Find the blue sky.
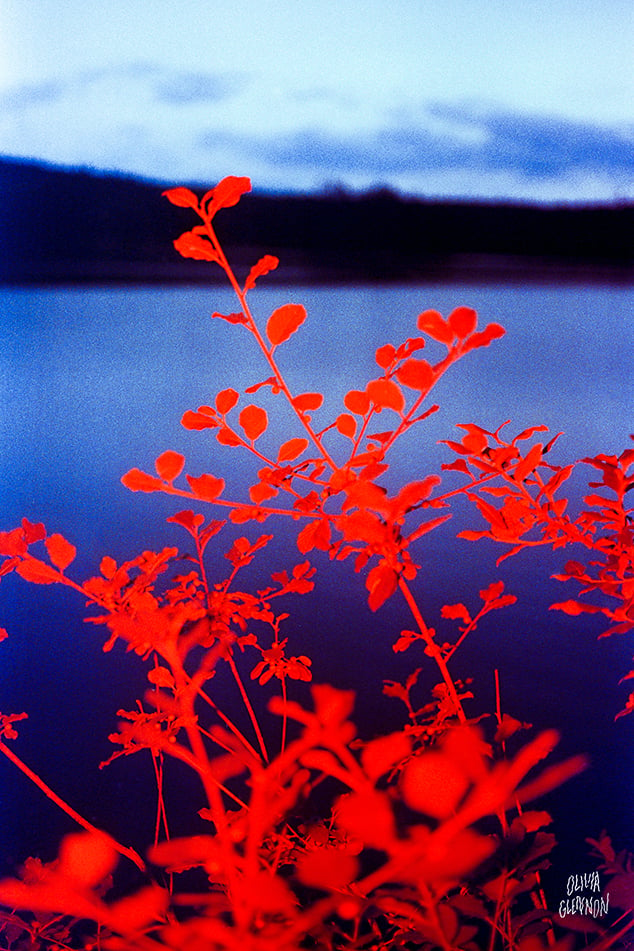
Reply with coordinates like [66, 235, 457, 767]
[0, 0, 632, 201]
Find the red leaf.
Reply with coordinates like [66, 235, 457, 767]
[100, 556, 117, 579]
[0, 528, 27, 558]
[406, 512, 451, 541]
[297, 521, 317, 554]
[396, 357, 435, 392]
[513, 810, 552, 833]
[561, 560, 587, 578]
[344, 390, 371, 416]
[1, 560, 19, 578]
[186, 473, 225, 501]
[244, 255, 279, 291]
[217, 426, 242, 447]
[515, 424, 549, 442]
[166, 510, 205, 532]
[108, 884, 169, 936]
[22, 519, 46, 544]
[336, 413, 356, 439]
[460, 428, 489, 454]
[229, 506, 260, 523]
[208, 176, 251, 212]
[173, 232, 219, 262]
[362, 731, 411, 780]
[480, 580, 505, 602]
[296, 849, 359, 890]
[58, 832, 118, 887]
[401, 750, 469, 818]
[344, 480, 388, 513]
[441, 458, 471, 475]
[448, 306, 477, 339]
[249, 481, 278, 504]
[239, 404, 268, 442]
[297, 519, 332, 554]
[366, 378, 405, 413]
[162, 187, 199, 209]
[0, 528, 25, 571]
[550, 600, 601, 616]
[292, 392, 323, 413]
[181, 409, 217, 430]
[543, 464, 574, 500]
[462, 322, 505, 352]
[441, 603, 471, 624]
[245, 376, 277, 394]
[314, 519, 333, 551]
[155, 450, 185, 483]
[278, 438, 309, 463]
[148, 835, 217, 872]
[495, 713, 531, 743]
[225, 533, 272, 568]
[417, 309, 455, 345]
[513, 443, 543, 483]
[457, 529, 489, 541]
[341, 512, 385, 548]
[16, 558, 59, 584]
[366, 564, 398, 611]
[514, 753, 588, 807]
[583, 492, 616, 508]
[441, 439, 472, 456]
[394, 476, 440, 510]
[375, 344, 396, 368]
[266, 303, 307, 347]
[335, 790, 396, 850]
[215, 388, 239, 414]
[211, 311, 247, 325]
[367, 430, 392, 447]
[147, 666, 175, 688]
[45, 534, 76, 571]
[200, 521, 225, 547]
[121, 469, 163, 492]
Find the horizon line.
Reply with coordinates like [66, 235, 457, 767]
[2, 152, 632, 212]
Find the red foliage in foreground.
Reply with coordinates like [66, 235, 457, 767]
[0, 177, 632, 949]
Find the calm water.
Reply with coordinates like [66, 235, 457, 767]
[0, 283, 632, 888]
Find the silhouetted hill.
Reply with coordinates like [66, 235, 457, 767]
[1, 156, 632, 284]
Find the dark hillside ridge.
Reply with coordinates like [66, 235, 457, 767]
[1, 156, 632, 284]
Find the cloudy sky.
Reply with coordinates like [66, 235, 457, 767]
[0, 0, 632, 201]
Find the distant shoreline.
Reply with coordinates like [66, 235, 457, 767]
[2, 156, 632, 287]
[4, 254, 632, 288]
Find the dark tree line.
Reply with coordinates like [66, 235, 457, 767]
[1, 156, 632, 284]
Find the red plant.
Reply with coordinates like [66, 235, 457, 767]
[0, 176, 632, 950]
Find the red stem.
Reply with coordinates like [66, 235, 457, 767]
[225, 650, 269, 763]
[200, 209, 339, 472]
[398, 578, 466, 723]
[0, 739, 146, 872]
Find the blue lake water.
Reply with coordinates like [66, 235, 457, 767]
[0, 282, 632, 892]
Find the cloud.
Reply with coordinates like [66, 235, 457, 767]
[0, 79, 66, 111]
[427, 103, 634, 178]
[201, 103, 634, 190]
[153, 70, 247, 105]
[0, 64, 153, 114]
[239, 127, 470, 175]
[0, 63, 246, 114]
